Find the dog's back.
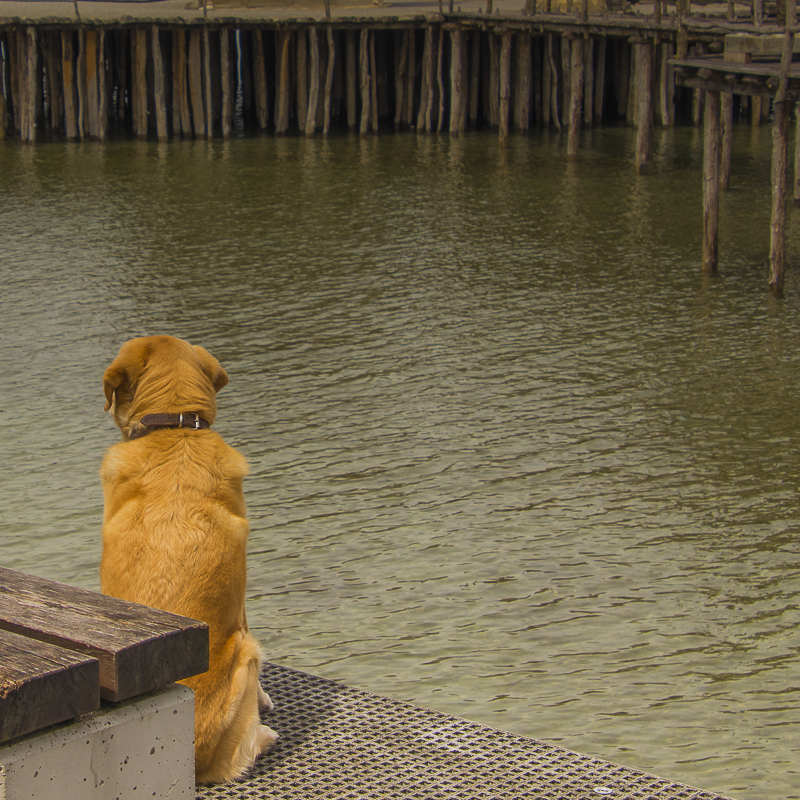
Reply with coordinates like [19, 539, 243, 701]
[100, 336, 277, 783]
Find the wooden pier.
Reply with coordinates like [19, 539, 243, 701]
[1, 0, 798, 288]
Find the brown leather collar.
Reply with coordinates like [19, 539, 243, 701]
[128, 412, 211, 440]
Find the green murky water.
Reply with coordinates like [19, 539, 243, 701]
[1, 126, 799, 799]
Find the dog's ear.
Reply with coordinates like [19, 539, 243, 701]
[194, 346, 229, 393]
[103, 340, 146, 412]
[103, 362, 124, 412]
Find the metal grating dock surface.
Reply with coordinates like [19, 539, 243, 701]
[196, 663, 735, 800]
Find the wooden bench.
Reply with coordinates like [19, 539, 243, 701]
[0, 566, 208, 798]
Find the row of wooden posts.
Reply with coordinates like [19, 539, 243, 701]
[0, 21, 724, 153]
[0, 20, 794, 292]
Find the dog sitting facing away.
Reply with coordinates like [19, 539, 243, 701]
[100, 335, 278, 784]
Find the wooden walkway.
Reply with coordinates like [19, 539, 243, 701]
[196, 662, 737, 800]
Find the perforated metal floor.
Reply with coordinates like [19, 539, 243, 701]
[196, 662, 735, 800]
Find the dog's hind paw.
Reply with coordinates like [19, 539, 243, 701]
[259, 724, 279, 753]
[258, 683, 274, 712]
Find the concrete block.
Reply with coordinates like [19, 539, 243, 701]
[0, 683, 195, 800]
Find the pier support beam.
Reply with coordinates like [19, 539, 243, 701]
[702, 90, 721, 274]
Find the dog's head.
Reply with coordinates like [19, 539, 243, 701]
[103, 335, 229, 438]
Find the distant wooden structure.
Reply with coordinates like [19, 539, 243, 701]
[671, 2, 800, 292]
[0, 0, 797, 290]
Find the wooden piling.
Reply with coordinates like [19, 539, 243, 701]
[275, 29, 291, 135]
[404, 27, 415, 127]
[450, 26, 467, 137]
[594, 37, 606, 122]
[306, 27, 319, 136]
[795, 100, 800, 203]
[132, 29, 147, 139]
[634, 40, 653, 174]
[583, 37, 593, 126]
[418, 25, 434, 132]
[770, 101, 790, 293]
[567, 34, 584, 159]
[220, 28, 233, 138]
[152, 26, 168, 142]
[658, 42, 674, 126]
[75, 28, 86, 138]
[0, 34, 6, 139]
[172, 30, 185, 135]
[702, 90, 721, 274]
[721, 91, 733, 189]
[24, 27, 37, 143]
[344, 29, 357, 131]
[359, 29, 370, 134]
[84, 29, 100, 139]
[323, 27, 335, 136]
[436, 26, 445, 133]
[252, 30, 269, 131]
[98, 30, 107, 140]
[488, 33, 500, 129]
[499, 31, 512, 146]
[189, 29, 205, 136]
[395, 29, 408, 130]
[515, 32, 532, 131]
[203, 27, 213, 139]
[542, 33, 552, 128]
[62, 31, 78, 140]
[469, 31, 480, 128]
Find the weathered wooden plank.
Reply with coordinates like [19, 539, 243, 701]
[0, 628, 100, 745]
[0, 568, 208, 703]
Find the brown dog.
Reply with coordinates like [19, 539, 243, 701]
[100, 335, 278, 784]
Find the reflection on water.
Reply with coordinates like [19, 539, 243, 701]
[1, 128, 799, 800]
